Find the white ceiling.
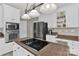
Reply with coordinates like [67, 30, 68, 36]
[6, 3, 71, 15]
[7, 3, 70, 10]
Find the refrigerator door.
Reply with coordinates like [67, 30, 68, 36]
[33, 22, 39, 38]
[38, 22, 44, 40]
[33, 22, 48, 40]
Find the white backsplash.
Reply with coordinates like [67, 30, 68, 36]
[51, 28, 79, 36]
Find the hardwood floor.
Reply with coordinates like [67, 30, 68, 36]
[1, 51, 77, 56]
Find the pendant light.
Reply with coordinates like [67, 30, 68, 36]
[21, 4, 31, 20]
[40, 3, 57, 14]
[28, 10, 40, 18]
[21, 14, 31, 20]
[21, 3, 44, 19]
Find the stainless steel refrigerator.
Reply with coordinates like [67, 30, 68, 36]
[33, 22, 48, 40]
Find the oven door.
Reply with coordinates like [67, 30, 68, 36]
[9, 33, 19, 42]
[5, 32, 19, 43]
[6, 25, 15, 30]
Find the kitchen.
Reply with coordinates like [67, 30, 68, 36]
[0, 3, 79, 56]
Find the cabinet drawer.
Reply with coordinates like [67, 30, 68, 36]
[13, 42, 34, 56]
[0, 42, 13, 55]
[19, 46, 34, 56]
[68, 41, 79, 49]
[0, 38, 5, 46]
[56, 40, 68, 46]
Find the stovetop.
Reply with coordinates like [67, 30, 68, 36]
[21, 38, 49, 51]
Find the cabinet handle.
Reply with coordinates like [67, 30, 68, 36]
[72, 48, 74, 49]
[13, 43, 15, 45]
[14, 50, 16, 51]
[17, 47, 20, 49]
[27, 55, 30, 56]
[12, 19, 15, 20]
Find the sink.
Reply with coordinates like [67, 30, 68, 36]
[21, 38, 49, 51]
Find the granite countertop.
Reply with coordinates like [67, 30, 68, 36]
[15, 37, 70, 56]
[47, 34, 79, 41]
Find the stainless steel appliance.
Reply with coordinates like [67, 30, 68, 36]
[33, 22, 48, 40]
[6, 22, 19, 30]
[5, 22, 19, 43]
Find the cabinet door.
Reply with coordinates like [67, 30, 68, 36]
[18, 46, 34, 56]
[66, 6, 74, 27]
[0, 42, 13, 56]
[3, 4, 20, 23]
[12, 7, 20, 23]
[20, 20, 27, 38]
[66, 6, 79, 27]
[0, 5, 2, 18]
[3, 4, 13, 19]
[0, 38, 5, 47]
[0, 18, 2, 27]
[13, 42, 34, 56]
[68, 41, 79, 55]
[0, 5, 3, 27]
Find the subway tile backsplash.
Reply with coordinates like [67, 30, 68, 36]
[50, 28, 79, 36]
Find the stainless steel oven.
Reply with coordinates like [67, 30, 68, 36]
[5, 22, 19, 43]
[5, 31, 19, 43]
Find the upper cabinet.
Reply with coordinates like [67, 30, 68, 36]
[0, 5, 3, 28]
[65, 6, 79, 27]
[0, 5, 2, 18]
[3, 4, 20, 23]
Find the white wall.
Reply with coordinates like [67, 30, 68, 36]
[20, 20, 27, 38]
[27, 17, 38, 38]
[38, 13, 57, 28]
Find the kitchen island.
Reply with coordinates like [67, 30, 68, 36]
[13, 37, 70, 56]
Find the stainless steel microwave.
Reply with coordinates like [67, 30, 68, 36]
[6, 22, 19, 30]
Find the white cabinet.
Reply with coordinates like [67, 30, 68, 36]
[46, 35, 79, 55]
[3, 4, 20, 23]
[0, 5, 3, 27]
[0, 39, 13, 56]
[66, 6, 79, 27]
[0, 5, 2, 18]
[20, 20, 27, 38]
[68, 41, 79, 55]
[0, 38, 5, 47]
[13, 42, 35, 56]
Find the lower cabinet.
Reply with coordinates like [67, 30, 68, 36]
[46, 35, 79, 55]
[13, 42, 35, 56]
[0, 39, 13, 56]
[68, 41, 79, 55]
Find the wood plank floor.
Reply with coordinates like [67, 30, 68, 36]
[1, 51, 76, 56]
